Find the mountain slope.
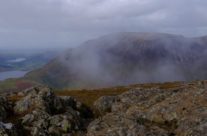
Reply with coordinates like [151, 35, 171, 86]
[25, 32, 207, 89]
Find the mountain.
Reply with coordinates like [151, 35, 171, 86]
[25, 32, 207, 89]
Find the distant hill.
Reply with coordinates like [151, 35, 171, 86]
[25, 32, 207, 89]
[0, 50, 58, 72]
[0, 65, 13, 72]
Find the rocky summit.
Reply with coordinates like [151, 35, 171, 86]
[0, 80, 207, 135]
[89, 80, 207, 136]
[0, 86, 93, 136]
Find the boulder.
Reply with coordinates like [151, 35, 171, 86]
[49, 109, 81, 133]
[14, 86, 65, 114]
[21, 108, 83, 136]
[93, 96, 117, 115]
[13, 86, 93, 135]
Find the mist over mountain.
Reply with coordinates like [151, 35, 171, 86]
[26, 32, 207, 89]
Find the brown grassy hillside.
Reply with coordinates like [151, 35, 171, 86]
[55, 81, 184, 107]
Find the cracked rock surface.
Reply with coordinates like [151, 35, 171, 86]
[0, 86, 93, 136]
[1, 81, 207, 136]
[88, 81, 207, 136]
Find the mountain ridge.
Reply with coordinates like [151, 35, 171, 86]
[25, 32, 207, 89]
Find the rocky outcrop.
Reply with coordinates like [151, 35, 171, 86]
[0, 122, 21, 136]
[1, 81, 207, 135]
[87, 81, 207, 136]
[0, 86, 93, 136]
[14, 86, 65, 114]
[18, 87, 93, 136]
[21, 108, 83, 136]
[93, 96, 117, 115]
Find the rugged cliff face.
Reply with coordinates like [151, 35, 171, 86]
[0, 80, 207, 136]
[26, 32, 207, 89]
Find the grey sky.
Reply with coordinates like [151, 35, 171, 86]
[0, 0, 207, 50]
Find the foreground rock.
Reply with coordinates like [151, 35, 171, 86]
[4, 86, 93, 136]
[93, 96, 117, 115]
[0, 122, 21, 136]
[14, 86, 65, 114]
[88, 81, 207, 136]
[1, 81, 207, 135]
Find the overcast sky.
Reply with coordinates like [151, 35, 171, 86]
[0, 0, 207, 50]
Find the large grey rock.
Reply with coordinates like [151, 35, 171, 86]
[87, 113, 170, 136]
[14, 86, 64, 114]
[14, 86, 93, 135]
[93, 96, 117, 115]
[14, 86, 93, 118]
[21, 108, 83, 136]
[87, 83, 207, 136]
[48, 108, 81, 134]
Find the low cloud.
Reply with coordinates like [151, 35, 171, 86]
[0, 0, 207, 50]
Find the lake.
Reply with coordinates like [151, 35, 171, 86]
[0, 71, 28, 81]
